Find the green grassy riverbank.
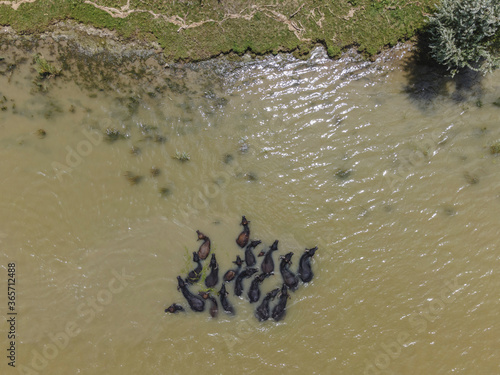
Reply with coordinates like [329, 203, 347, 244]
[1, 0, 439, 61]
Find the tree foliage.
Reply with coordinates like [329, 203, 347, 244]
[427, 0, 500, 76]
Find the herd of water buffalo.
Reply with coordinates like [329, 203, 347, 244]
[165, 216, 318, 321]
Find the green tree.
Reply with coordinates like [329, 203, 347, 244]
[427, 0, 500, 76]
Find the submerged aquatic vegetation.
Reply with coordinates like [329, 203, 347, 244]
[154, 134, 167, 143]
[140, 134, 167, 143]
[159, 187, 171, 197]
[0, 95, 8, 111]
[130, 146, 141, 155]
[246, 172, 258, 181]
[36, 129, 47, 138]
[489, 142, 500, 155]
[139, 124, 158, 134]
[150, 167, 160, 177]
[173, 151, 190, 162]
[34, 54, 61, 79]
[119, 96, 140, 116]
[239, 136, 249, 153]
[124, 171, 143, 185]
[138, 123, 167, 143]
[104, 128, 128, 142]
[464, 172, 479, 185]
[335, 168, 352, 180]
[223, 153, 234, 164]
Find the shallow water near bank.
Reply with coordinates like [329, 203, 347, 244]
[0, 42, 499, 375]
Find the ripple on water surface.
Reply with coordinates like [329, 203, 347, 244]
[0, 44, 499, 374]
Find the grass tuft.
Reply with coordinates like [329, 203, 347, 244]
[173, 151, 190, 162]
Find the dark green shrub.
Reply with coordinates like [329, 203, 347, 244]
[427, 0, 500, 76]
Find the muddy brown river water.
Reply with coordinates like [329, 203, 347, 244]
[0, 40, 499, 375]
